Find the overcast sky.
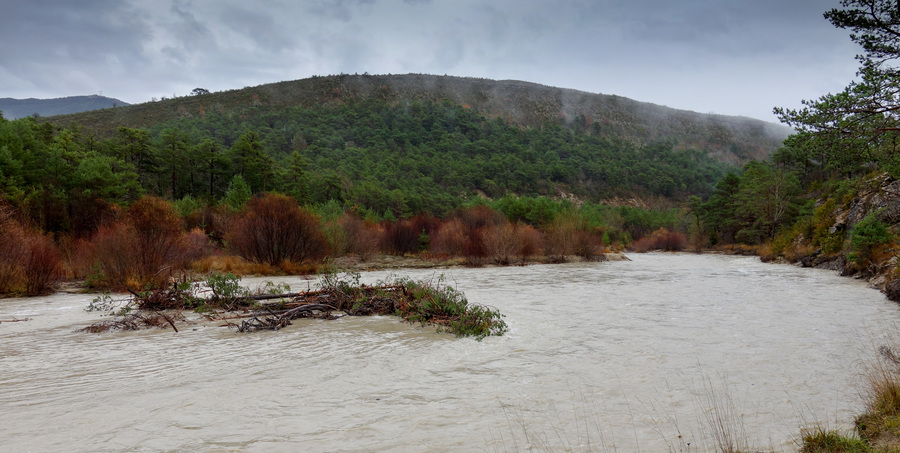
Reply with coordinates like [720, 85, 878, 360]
[0, 0, 862, 123]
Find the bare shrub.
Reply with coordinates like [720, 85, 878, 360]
[518, 224, 542, 261]
[178, 228, 218, 268]
[341, 215, 381, 262]
[543, 213, 603, 262]
[482, 222, 522, 265]
[630, 228, 687, 253]
[323, 218, 348, 256]
[128, 196, 185, 285]
[23, 233, 63, 296]
[543, 218, 577, 262]
[91, 223, 140, 289]
[60, 235, 95, 280]
[382, 219, 420, 255]
[0, 217, 27, 293]
[430, 219, 467, 256]
[337, 213, 363, 254]
[225, 193, 327, 266]
[463, 228, 486, 266]
[410, 213, 440, 250]
[657, 229, 687, 251]
[199, 205, 233, 244]
[335, 212, 385, 259]
[69, 197, 121, 239]
[573, 229, 605, 261]
[456, 205, 505, 231]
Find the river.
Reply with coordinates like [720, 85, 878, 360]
[1, 253, 898, 452]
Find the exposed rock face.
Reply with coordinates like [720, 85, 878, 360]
[832, 174, 900, 233]
[795, 174, 900, 301]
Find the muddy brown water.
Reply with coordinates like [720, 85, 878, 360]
[1, 253, 898, 452]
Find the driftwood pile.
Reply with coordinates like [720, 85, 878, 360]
[81, 273, 506, 338]
[82, 283, 410, 333]
[225, 285, 406, 332]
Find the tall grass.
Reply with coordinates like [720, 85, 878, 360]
[854, 344, 900, 451]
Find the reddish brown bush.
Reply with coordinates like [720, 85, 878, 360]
[338, 213, 364, 252]
[381, 219, 421, 255]
[518, 224, 543, 260]
[543, 225, 575, 262]
[225, 194, 327, 266]
[90, 223, 140, 288]
[0, 217, 27, 293]
[60, 235, 95, 280]
[128, 196, 184, 285]
[543, 214, 586, 262]
[0, 209, 64, 295]
[178, 228, 218, 268]
[456, 205, 505, 231]
[482, 222, 522, 265]
[430, 219, 467, 256]
[69, 197, 121, 239]
[23, 233, 63, 296]
[630, 228, 687, 253]
[199, 205, 233, 244]
[463, 228, 486, 266]
[410, 213, 440, 238]
[573, 229, 605, 261]
[338, 214, 381, 262]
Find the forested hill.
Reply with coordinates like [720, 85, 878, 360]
[0, 95, 129, 120]
[48, 74, 790, 164]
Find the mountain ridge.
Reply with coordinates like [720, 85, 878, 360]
[0, 95, 129, 120]
[43, 74, 791, 164]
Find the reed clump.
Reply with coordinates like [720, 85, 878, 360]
[852, 345, 900, 452]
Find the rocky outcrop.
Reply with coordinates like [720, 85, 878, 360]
[790, 173, 900, 301]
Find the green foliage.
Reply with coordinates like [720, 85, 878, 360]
[85, 292, 133, 314]
[800, 428, 870, 453]
[810, 199, 845, 254]
[490, 195, 566, 227]
[851, 211, 892, 262]
[0, 85, 742, 238]
[205, 272, 249, 304]
[395, 276, 507, 340]
[692, 163, 802, 245]
[317, 270, 506, 339]
[775, 1, 900, 181]
[222, 174, 251, 211]
[734, 161, 802, 243]
[173, 195, 200, 218]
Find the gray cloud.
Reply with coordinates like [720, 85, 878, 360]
[0, 0, 862, 121]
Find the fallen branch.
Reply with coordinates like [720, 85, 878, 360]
[0, 317, 32, 324]
[81, 312, 187, 333]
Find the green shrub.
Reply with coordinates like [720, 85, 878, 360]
[800, 428, 869, 452]
[851, 212, 892, 263]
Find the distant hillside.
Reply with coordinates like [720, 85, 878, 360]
[47, 74, 791, 164]
[0, 95, 129, 120]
